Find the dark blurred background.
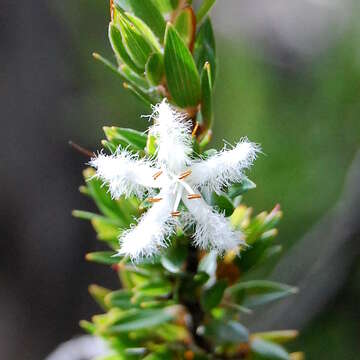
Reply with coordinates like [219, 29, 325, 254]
[1, 0, 360, 359]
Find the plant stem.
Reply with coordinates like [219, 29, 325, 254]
[179, 243, 213, 354]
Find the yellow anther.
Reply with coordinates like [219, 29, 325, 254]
[147, 197, 163, 203]
[192, 122, 199, 137]
[178, 169, 192, 180]
[187, 194, 201, 200]
[152, 171, 163, 180]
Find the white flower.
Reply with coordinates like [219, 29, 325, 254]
[90, 100, 259, 261]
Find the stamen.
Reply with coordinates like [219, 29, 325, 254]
[192, 122, 199, 137]
[153, 171, 163, 180]
[187, 194, 201, 200]
[147, 197, 163, 203]
[178, 169, 192, 180]
[171, 211, 181, 217]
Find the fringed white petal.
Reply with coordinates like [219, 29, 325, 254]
[150, 99, 193, 173]
[90, 149, 162, 199]
[118, 189, 176, 261]
[183, 195, 243, 253]
[189, 138, 260, 194]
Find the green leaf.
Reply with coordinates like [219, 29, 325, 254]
[92, 53, 154, 105]
[143, 350, 173, 360]
[121, 265, 153, 289]
[200, 62, 213, 129]
[86, 251, 120, 265]
[252, 330, 299, 345]
[203, 319, 249, 345]
[139, 300, 175, 309]
[79, 320, 96, 335]
[72, 210, 122, 226]
[134, 280, 172, 297]
[107, 308, 174, 333]
[245, 206, 283, 245]
[101, 139, 117, 154]
[91, 217, 121, 244]
[105, 289, 133, 309]
[103, 126, 147, 151]
[202, 148, 217, 158]
[92, 52, 134, 85]
[88, 284, 111, 311]
[196, 0, 216, 24]
[223, 302, 253, 315]
[117, 15, 153, 69]
[261, 206, 283, 233]
[92, 308, 124, 330]
[117, 196, 141, 223]
[201, 280, 227, 311]
[193, 271, 210, 285]
[160, 240, 188, 273]
[108, 23, 143, 74]
[82, 169, 126, 222]
[155, 323, 190, 343]
[237, 236, 277, 272]
[164, 23, 201, 107]
[82, 169, 140, 226]
[120, 64, 149, 89]
[227, 280, 298, 308]
[211, 192, 234, 217]
[146, 52, 165, 86]
[114, 0, 131, 12]
[251, 339, 290, 360]
[125, 12, 161, 53]
[146, 133, 157, 156]
[194, 18, 216, 86]
[152, 0, 177, 14]
[198, 129, 212, 149]
[174, 7, 196, 49]
[228, 178, 256, 199]
[128, 0, 166, 40]
[143, 355, 165, 360]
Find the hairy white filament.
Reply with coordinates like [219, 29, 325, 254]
[189, 139, 260, 194]
[183, 196, 243, 253]
[90, 150, 161, 199]
[118, 189, 176, 261]
[150, 100, 193, 173]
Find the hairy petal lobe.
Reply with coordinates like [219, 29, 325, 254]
[189, 139, 260, 194]
[90, 150, 162, 199]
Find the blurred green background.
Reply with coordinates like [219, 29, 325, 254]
[1, 0, 359, 359]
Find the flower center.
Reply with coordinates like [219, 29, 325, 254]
[151, 168, 202, 217]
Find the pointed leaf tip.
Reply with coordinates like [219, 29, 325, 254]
[194, 17, 216, 86]
[196, 0, 217, 24]
[200, 61, 213, 131]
